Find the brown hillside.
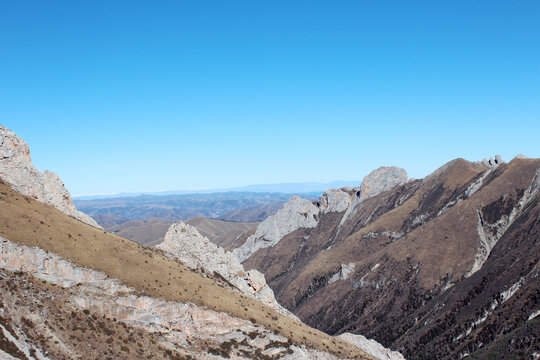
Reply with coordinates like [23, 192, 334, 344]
[242, 158, 540, 358]
[0, 179, 374, 359]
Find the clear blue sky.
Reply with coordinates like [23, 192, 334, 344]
[1, 1, 539, 195]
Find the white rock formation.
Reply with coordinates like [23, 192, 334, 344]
[466, 166, 540, 277]
[0, 236, 339, 359]
[2, 235, 402, 360]
[356, 166, 408, 200]
[0, 124, 100, 228]
[319, 188, 353, 214]
[327, 263, 356, 284]
[233, 196, 319, 262]
[233, 167, 408, 263]
[157, 222, 298, 319]
[339, 166, 408, 227]
[338, 333, 405, 360]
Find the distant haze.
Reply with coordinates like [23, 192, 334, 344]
[73, 181, 361, 200]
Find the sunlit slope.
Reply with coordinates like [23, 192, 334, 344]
[0, 179, 374, 360]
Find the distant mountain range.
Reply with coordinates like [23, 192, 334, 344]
[75, 191, 318, 224]
[73, 180, 362, 200]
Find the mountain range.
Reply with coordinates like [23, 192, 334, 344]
[1, 123, 538, 359]
[233, 155, 540, 359]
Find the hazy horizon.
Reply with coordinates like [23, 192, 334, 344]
[2, 1, 539, 195]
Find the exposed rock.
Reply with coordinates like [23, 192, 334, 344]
[515, 153, 528, 160]
[319, 188, 354, 214]
[233, 196, 319, 262]
[234, 168, 408, 263]
[355, 166, 408, 201]
[0, 124, 100, 228]
[466, 166, 540, 277]
[339, 166, 408, 227]
[338, 333, 405, 360]
[327, 263, 356, 284]
[156, 222, 297, 319]
[0, 236, 342, 359]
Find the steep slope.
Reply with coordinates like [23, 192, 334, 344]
[241, 156, 540, 358]
[0, 124, 99, 228]
[0, 179, 378, 359]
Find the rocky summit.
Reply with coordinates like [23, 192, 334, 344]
[0, 125, 100, 228]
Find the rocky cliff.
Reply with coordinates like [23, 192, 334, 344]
[0, 175, 395, 359]
[0, 124, 100, 228]
[0, 237, 351, 360]
[233, 167, 408, 262]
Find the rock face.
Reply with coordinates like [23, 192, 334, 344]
[233, 167, 408, 262]
[0, 124, 100, 228]
[356, 166, 408, 200]
[156, 222, 298, 319]
[0, 237, 347, 360]
[233, 196, 320, 262]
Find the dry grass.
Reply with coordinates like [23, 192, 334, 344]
[0, 180, 374, 359]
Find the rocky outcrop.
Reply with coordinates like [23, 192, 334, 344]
[233, 196, 319, 262]
[156, 222, 298, 319]
[0, 124, 100, 228]
[319, 188, 354, 214]
[0, 236, 348, 359]
[355, 166, 408, 200]
[338, 333, 405, 360]
[234, 167, 408, 262]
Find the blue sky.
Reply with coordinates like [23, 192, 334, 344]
[1, 1, 539, 195]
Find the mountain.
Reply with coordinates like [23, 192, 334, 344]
[0, 124, 401, 359]
[75, 192, 312, 223]
[238, 156, 540, 359]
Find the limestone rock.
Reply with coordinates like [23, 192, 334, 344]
[515, 154, 528, 160]
[0, 236, 336, 359]
[338, 333, 405, 360]
[0, 125, 100, 228]
[339, 166, 408, 226]
[355, 166, 408, 201]
[233, 196, 319, 262]
[156, 222, 297, 319]
[319, 188, 354, 214]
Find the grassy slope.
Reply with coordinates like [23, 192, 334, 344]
[0, 180, 373, 360]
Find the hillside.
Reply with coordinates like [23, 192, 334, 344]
[240, 157, 540, 359]
[104, 216, 258, 247]
[0, 178, 377, 359]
